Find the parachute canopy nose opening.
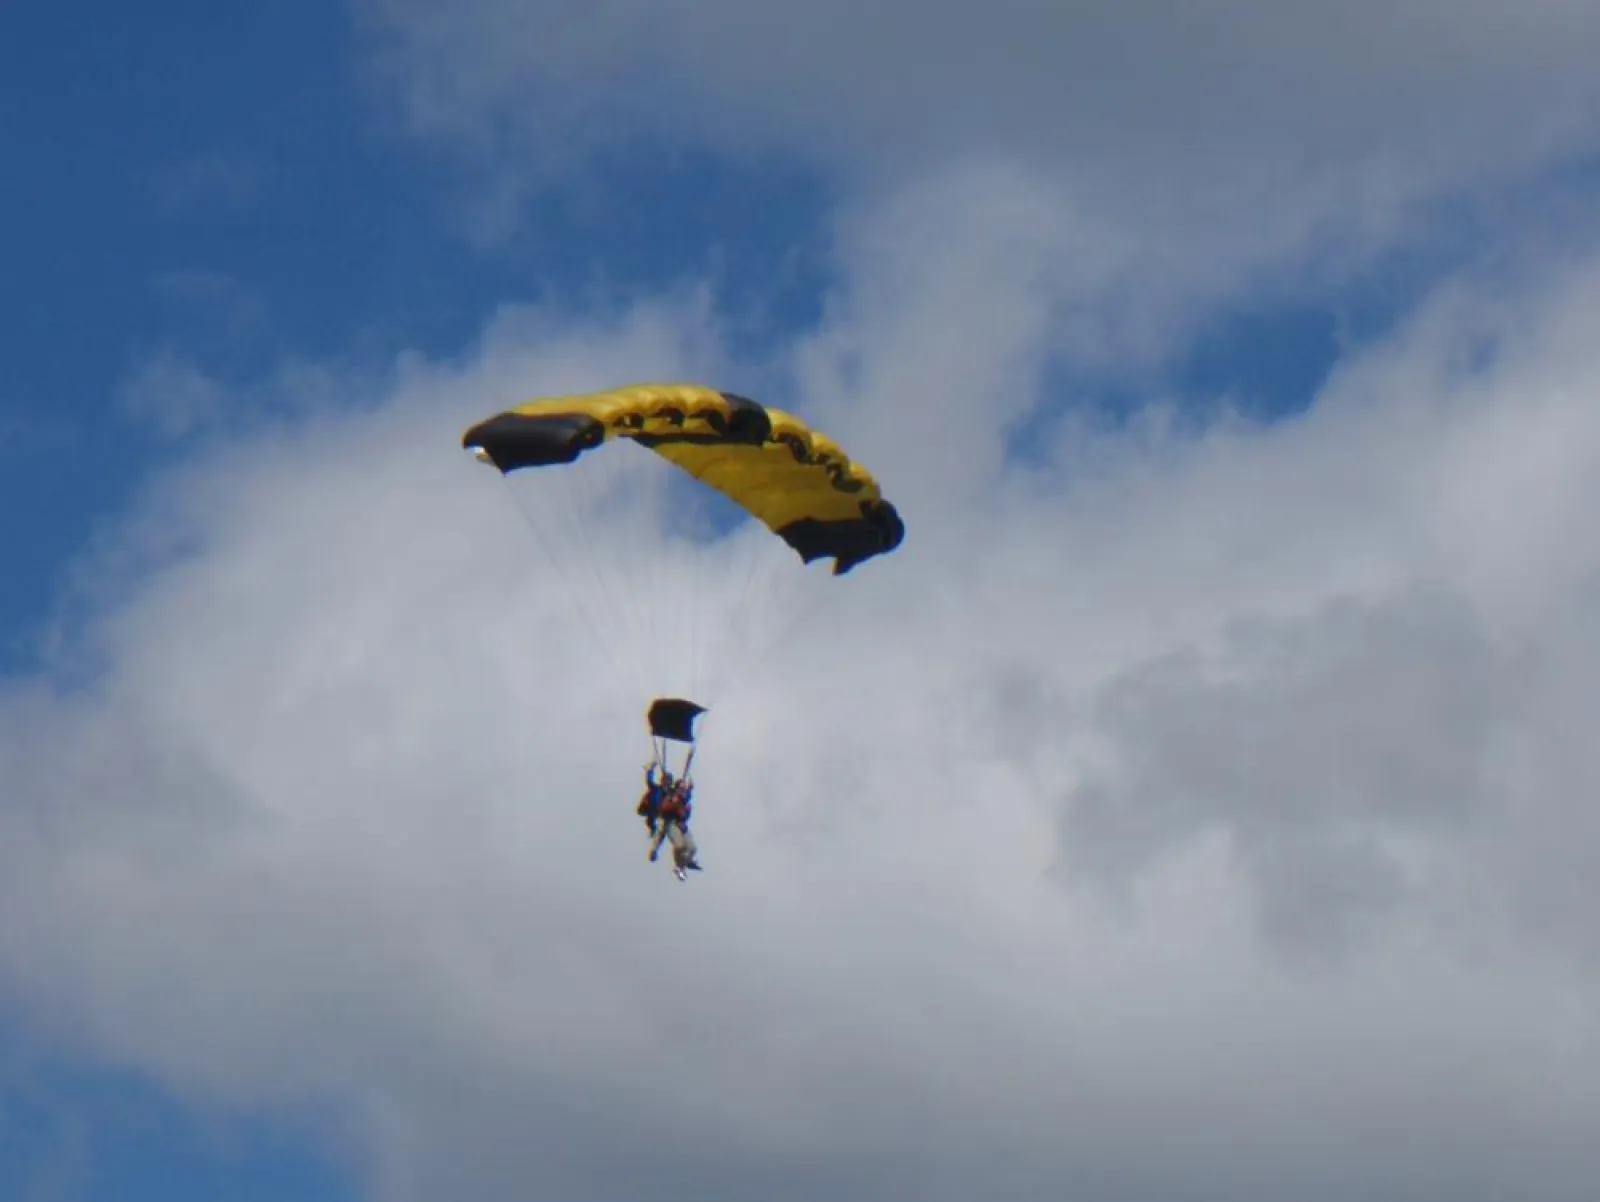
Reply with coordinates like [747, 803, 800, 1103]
[649, 697, 706, 743]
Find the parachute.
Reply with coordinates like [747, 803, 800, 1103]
[462, 383, 905, 770]
[648, 697, 706, 744]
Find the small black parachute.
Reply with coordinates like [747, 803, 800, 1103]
[648, 697, 705, 744]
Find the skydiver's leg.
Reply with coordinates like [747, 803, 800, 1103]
[664, 821, 690, 879]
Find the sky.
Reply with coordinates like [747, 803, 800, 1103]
[4, 2, 1600, 1200]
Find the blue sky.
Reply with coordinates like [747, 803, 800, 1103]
[1, 0, 1425, 674]
[1, 1034, 349, 1202]
[0, 5, 804, 1192]
[7, 3, 1600, 1202]
[2, 1, 831, 673]
[9, 7, 425, 1197]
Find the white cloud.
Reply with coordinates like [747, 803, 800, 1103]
[117, 352, 231, 439]
[358, 0, 1600, 183]
[353, 0, 1600, 342]
[16, 6, 1600, 1196]
[6, 186, 1600, 1201]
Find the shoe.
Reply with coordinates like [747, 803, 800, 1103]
[674, 867, 687, 881]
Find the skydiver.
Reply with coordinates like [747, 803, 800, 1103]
[651, 777, 702, 881]
[637, 761, 672, 850]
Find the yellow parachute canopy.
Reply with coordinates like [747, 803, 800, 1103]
[461, 383, 904, 574]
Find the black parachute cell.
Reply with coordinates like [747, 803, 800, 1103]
[648, 697, 706, 743]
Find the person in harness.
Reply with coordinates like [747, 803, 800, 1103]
[636, 761, 672, 842]
[638, 700, 708, 881]
[651, 775, 702, 881]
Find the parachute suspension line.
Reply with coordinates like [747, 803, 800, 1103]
[688, 529, 824, 706]
[649, 517, 680, 708]
[688, 535, 703, 706]
[462, 382, 907, 738]
[645, 476, 664, 700]
[548, 444, 654, 704]
[596, 448, 654, 699]
[544, 459, 639, 698]
[616, 446, 667, 685]
[702, 539, 769, 702]
[727, 532, 772, 628]
[494, 473, 630, 687]
[680, 521, 764, 706]
[674, 529, 733, 709]
[689, 533, 718, 709]
[555, 456, 628, 662]
[701, 557, 844, 711]
[621, 448, 706, 711]
[648, 732, 696, 779]
[664, 521, 690, 703]
[684, 509, 723, 708]
[621, 448, 662, 700]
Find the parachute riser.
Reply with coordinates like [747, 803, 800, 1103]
[651, 734, 697, 779]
